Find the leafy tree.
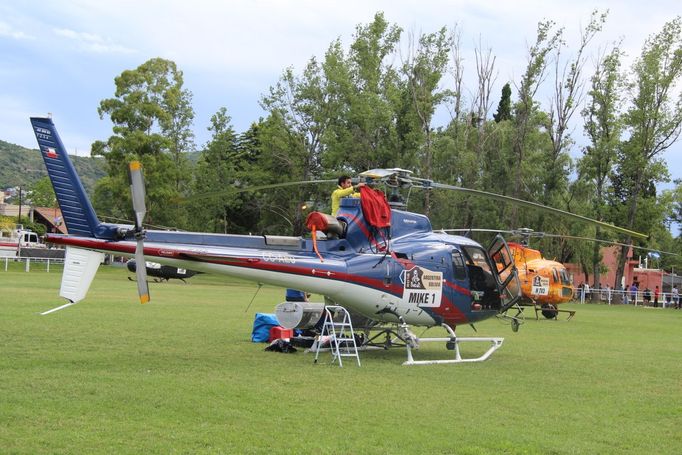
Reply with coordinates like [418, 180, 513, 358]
[579, 44, 625, 288]
[324, 12, 403, 171]
[612, 17, 682, 289]
[188, 108, 262, 234]
[260, 60, 326, 184]
[545, 11, 606, 205]
[28, 176, 56, 208]
[92, 58, 194, 228]
[510, 20, 562, 226]
[671, 179, 682, 227]
[401, 27, 452, 215]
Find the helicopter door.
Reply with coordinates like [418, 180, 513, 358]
[461, 246, 501, 310]
[487, 234, 521, 311]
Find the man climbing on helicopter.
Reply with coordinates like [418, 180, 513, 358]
[331, 175, 365, 215]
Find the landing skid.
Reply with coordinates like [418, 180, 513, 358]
[310, 321, 505, 365]
[531, 302, 576, 320]
[499, 303, 525, 332]
[401, 322, 504, 366]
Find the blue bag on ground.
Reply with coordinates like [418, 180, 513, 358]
[251, 313, 280, 342]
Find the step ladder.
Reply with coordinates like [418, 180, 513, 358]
[314, 306, 361, 367]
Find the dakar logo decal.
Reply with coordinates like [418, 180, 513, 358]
[401, 266, 443, 308]
[531, 275, 550, 296]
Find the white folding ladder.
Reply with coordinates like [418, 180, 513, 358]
[314, 305, 361, 367]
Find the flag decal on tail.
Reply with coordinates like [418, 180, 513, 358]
[45, 147, 58, 158]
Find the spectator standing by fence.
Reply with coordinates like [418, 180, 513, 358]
[643, 288, 652, 306]
[630, 283, 638, 305]
[673, 285, 679, 309]
[654, 286, 660, 307]
[621, 285, 629, 305]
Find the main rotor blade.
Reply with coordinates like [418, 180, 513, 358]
[428, 182, 648, 240]
[440, 228, 516, 235]
[441, 228, 545, 239]
[442, 228, 679, 257]
[539, 233, 680, 257]
[135, 239, 150, 304]
[129, 161, 147, 229]
[187, 179, 337, 203]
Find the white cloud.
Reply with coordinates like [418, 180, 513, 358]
[52, 27, 136, 54]
[0, 20, 35, 40]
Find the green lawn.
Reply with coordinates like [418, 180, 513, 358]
[1, 262, 681, 454]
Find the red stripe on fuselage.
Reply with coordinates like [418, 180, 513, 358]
[48, 235, 471, 324]
[45, 235, 404, 295]
[445, 280, 471, 296]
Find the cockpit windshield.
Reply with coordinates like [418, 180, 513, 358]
[560, 269, 572, 286]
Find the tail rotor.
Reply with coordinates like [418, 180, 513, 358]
[128, 161, 150, 304]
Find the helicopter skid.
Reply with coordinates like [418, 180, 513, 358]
[403, 323, 504, 365]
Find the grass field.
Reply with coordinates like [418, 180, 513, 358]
[1, 262, 681, 454]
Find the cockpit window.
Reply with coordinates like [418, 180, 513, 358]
[552, 268, 559, 283]
[463, 247, 491, 272]
[462, 246, 500, 310]
[560, 269, 572, 285]
[451, 250, 467, 280]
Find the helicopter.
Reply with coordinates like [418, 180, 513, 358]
[126, 259, 200, 283]
[28, 116, 648, 365]
[442, 228, 575, 319]
[443, 228, 678, 319]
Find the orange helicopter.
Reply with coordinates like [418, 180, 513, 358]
[443, 228, 574, 319]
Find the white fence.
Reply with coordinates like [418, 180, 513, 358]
[574, 287, 680, 308]
[2, 256, 64, 272]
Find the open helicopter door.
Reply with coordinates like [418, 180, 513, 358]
[487, 234, 522, 312]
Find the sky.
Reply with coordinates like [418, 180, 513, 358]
[0, 0, 680, 191]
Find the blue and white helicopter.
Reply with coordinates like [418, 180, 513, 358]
[29, 116, 647, 364]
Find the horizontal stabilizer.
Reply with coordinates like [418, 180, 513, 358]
[59, 247, 104, 304]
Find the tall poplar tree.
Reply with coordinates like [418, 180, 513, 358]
[613, 17, 682, 290]
[580, 45, 625, 288]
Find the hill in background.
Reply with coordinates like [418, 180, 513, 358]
[0, 139, 106, 197]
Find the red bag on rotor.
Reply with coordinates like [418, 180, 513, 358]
[359, 186, 391, 229]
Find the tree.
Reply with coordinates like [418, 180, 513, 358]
[28, 176, 56, 208]
[545, 11, 606, 208]
[92, 58, 194, 228]
[161, 76, 195, 228]
[671, 179, 682, 228]
[190, 108, 240, 233]
[324, 12, 403, 171]
[510, 20, 562, 226]
[401, 27, 453, 215]
[493, 83, 512, 122]
[580, 44, 625, 289]
[613, 17, 682, 290]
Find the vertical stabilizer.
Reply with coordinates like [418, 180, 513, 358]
[30, 117, 99, 237]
